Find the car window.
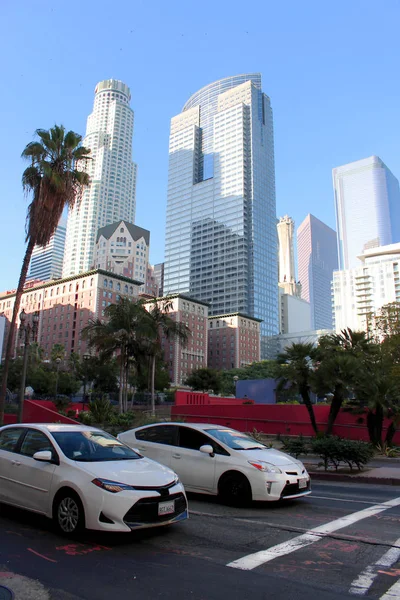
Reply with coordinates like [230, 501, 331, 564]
[205, 428, 266, 450]
[178, 427, 213, 451]
[19, 430, 55, 458]
[52, 430, 141, 462]
[135, 425, 178, 446]
[0, 428, 24, 453]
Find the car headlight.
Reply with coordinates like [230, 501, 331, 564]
[248, 461, 282, 474]
[92, 478, 134, 493]
[173, 474, 180, 485]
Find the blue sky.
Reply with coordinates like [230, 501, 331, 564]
[1, 0, 399, 291]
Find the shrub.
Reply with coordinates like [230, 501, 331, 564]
[53, 396, 71, 413]
[89, 395, 114, 424]
[78, 410, 94, 425]
[311, 436, 374, 471]
[109, 411, 136, 427]
[283, 435, 308, 459]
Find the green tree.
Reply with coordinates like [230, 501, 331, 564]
[219, 360, 280, 396]
[185, 368, 221, 393]
[277, 343, 318, 433]
[0, 125, 90, 425]
[50, 343, 66, 363]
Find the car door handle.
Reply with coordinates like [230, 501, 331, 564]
[172, 454, 181, 459]
[11, 460, 21, 466]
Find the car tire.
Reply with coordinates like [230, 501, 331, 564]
[218, 472, 252, 507]
[53, 490, 85, 536]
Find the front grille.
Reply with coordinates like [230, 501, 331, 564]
[281, 480, 310, 498]
[124, 492, 187, 524]
[132, 481, 176, 498]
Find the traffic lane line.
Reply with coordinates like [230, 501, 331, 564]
[227, 495, 400, 571]
[380, 578, 400, 599]
[349, 538, 400, 596]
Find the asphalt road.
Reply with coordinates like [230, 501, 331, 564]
[2, 482, 400, 599]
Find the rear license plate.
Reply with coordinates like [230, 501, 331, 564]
[298, 478, 307, 489]
[158, 500, 175, 516]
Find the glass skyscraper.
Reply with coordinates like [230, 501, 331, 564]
[333, 156, 400, 270]
[63, 79, 137, 277]
[297, 214, 338, 330]
[28, 218, 66, 282]
[164, 74, 278, 354]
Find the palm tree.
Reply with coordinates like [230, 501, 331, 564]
[277, 342, 318, 434]
[144, 299, 190, 417]
[83, 298, 151, 413]
[0, 126, 90, 425]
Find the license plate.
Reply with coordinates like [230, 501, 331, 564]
[158, 500, 175, 516]
[298, 478, 307, 489]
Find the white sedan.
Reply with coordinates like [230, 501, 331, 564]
[118, 423, 311, 504]
[0, 424, 187, 534]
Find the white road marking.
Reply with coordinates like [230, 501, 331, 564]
[311, 495, 385, 505]
[349, 538, 400, 595]
[380, 578, 400, 599]
[227, 496, 400, 571]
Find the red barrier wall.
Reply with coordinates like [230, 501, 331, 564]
[3, 400, 79, 426]
[171, 404, 400, 443]
[175, 391, 254, 406]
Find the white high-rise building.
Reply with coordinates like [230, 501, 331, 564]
[277, 215, 301, 297]
[333, 243, 400, 332]
[333, 156, 400, 270]
[63, 79, 137, 277]
[164, 74, 278, 357]
[28, 218, 66, 282]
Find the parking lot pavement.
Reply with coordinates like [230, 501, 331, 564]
[2, 482, 400, 599]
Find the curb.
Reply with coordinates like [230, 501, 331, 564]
[309, 471, 400, 486]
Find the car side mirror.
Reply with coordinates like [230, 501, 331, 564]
[200, 444, 215, 457]
[33, 450, 53, 462]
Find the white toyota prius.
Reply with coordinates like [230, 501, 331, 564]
[118, 423, 311, 504]
[0, 424, 187, 534]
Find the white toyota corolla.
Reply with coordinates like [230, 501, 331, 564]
[118, 423, 311, 504]
[0, 424, 187, 534]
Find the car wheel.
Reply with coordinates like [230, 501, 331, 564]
[54, 491, 85, 535]
[218, 472, 252, 506]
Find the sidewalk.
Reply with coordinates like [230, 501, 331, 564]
[301, 455, 400, 486]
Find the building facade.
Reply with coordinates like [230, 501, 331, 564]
[279, 288, 311, 335]
[333, 156, 400, 270]
[63, 80, 137, 278]
[143, 295, 209, 386]
[333, 243, 400, 332]
[0, 270, 142, 360]
[28, 219, 66, 282]
[297, 214, 338, 329]
[164, 74, 278, 357]
[207, 313, 261, 371]
[153, 263, 164, 297]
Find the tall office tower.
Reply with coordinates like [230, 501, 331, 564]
[28, 218, 66, 282]
[164, 74, 278, 355]
[297, 214, 338, 329]
[333, 156, 400, 270]
[277, 215, 301, 297]
[63, 79, 137, 277]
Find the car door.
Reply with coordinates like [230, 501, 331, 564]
[6, 429, 58, 514]
[171, 426, 219, 493]
[0, 427, 25, 503]
[133, 425, 179, 468]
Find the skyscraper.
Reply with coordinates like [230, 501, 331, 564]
[164, 74, 278, 354]
[63, 79, 137, 277]
[297, 214, 338, 329]
[28, 218, 66, 282]
[333, 156, 400, 270]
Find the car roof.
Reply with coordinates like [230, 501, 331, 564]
[134, 422, 231, 431]
[0, 423, 101, 433]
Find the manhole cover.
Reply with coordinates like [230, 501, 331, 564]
[0, 585, 14, 600]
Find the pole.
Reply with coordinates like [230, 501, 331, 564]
[83, 377, 86, 411]
[55, 360, 61, 403]
[18, 338, 29, 423]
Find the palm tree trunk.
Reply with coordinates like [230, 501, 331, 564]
[118, 360, 124, 415]
[326, 386, 344, 435]
[0, 238, 35, 426]
[151, 355, 156, 418]
[300, 386, 318, 434]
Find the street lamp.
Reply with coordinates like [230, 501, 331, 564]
[18, 310, 39, 423]
[82, 353, 91, 410]
[233, 375, 239, 398]
[54, 357, 62, 403]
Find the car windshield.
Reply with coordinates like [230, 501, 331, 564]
[206, 429, 267, 450]
[52, 430, 141, 462]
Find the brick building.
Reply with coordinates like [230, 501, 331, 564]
[208, 313, 261, 370]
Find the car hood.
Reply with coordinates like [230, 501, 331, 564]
[75, 456, 177, 487]
[236, 447, 300, 467]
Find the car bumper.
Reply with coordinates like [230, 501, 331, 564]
[251, 470, 311, 502]
[83, 482, 188, 533]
